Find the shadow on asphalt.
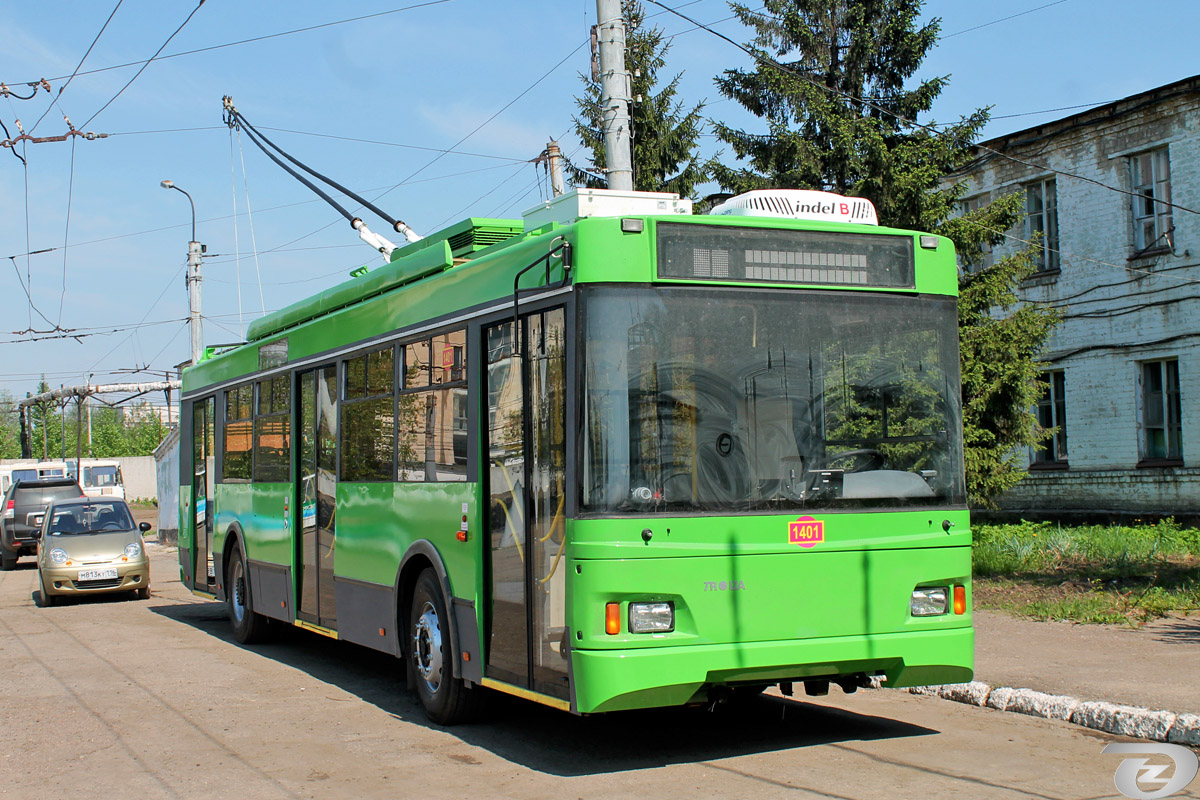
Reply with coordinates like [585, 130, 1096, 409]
[151, 600, 938, 777]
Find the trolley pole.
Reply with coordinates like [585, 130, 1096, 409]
[596, 0, 633, 191]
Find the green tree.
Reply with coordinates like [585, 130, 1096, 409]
[710, 0, 1059, 505]
[571, 0, 709, 197]
[0, 392, 21, 458]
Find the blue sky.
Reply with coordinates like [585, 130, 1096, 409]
[1, 0, 1197, 398]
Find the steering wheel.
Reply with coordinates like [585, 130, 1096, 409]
[821, 448, 886, 473]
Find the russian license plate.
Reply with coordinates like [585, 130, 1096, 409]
[78, 568, 118, 581]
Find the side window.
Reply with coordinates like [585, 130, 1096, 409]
[1032, 370, 1067, 466]
[341, 345, 395, 482]
[222, 384, 254, 481]
[1131, 148, 1173, 253]
[1139, 359, 1182, 464]
[253, 375, 291, 482]
[398, 330, 469, 482]
[1024, 178, 1059, 272]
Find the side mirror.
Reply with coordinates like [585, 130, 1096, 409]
[139, 522, 152, 533]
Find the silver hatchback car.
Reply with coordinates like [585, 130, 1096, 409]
[35, 498, 151, 606]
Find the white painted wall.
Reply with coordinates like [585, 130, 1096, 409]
[949, 77, 1200, 513]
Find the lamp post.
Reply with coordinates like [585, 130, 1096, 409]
[161, 179, 204, 366]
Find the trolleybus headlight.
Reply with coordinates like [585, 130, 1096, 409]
[628, 601, 674, 633]
[910, 587, 949, 617]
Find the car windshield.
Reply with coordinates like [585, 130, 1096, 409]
[46, 502, 135, 536]
[581, 285, 966, 514]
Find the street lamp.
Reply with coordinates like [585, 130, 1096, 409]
[161, 179, 204, 366]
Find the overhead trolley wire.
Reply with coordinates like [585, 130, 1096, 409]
[643, 0, 1200, 220]
[15, 1, 453, 87]
[26, 0, 123, 136]
[82, 0, 206, 128]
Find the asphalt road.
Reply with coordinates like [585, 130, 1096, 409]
[0, 538, 1190, 800]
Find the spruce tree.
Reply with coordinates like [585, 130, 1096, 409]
[571, 0, 708, 197]
[711, 0, 1059, 505]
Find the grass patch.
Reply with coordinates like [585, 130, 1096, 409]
[973, 518, 1200, 625]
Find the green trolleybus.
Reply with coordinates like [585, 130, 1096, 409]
[177, 187, 972, 724]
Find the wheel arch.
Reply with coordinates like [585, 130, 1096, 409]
[395, 540, 462, 681]
[218, 520, 247, 602]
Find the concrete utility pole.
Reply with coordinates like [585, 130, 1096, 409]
[161, 180, 204, 366]
[546, 140, 565, 196]
[595, 0, 633, 191]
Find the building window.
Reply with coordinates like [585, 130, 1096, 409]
[1032, 370, 1067, 467]
[1025, 178, 1059, 272]
[956, 194, 993, 272]
[1139, 359, 1182, 464]
[1131, 148, 1173, 254]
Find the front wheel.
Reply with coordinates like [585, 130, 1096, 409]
[227, 548, 272, 644]
[409, 569, 482, 725]
[38, 572, 57, 607]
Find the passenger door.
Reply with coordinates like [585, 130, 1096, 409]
[192, 397, 216, 589]
[296, 366, 338, 628]
[484, 308, 568, 698]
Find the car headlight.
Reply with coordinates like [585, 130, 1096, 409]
[628, 601, 675, 633]
[910, 587, 949, 616]
[124, 542, 142, 559]
[50, 548, 68, 564]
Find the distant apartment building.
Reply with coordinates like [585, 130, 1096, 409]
[948, 75, 1200, 516]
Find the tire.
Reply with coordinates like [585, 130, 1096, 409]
[135, 586, 151, 600]
[226, 547, 272, 644]
[38, 572, 57, 607]
[0, 553, 17, 571]
[409, 568, 482, 725]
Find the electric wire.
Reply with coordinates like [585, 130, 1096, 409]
[253, 39, 589, 257]
[643, 0, 1200, 221]
[27, 0, 123, 136]
[235, 128, 267, 314]
[941, 0, 1071, 39]
[56, 136, 81, 328]
[229, 129, 245, 337]
[17, 1, 453, 87]
[81, 0, 207, 129]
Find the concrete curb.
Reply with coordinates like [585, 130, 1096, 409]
[881, 680, 1200, 745]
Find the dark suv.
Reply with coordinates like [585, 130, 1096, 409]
[1, 478, 84, 570]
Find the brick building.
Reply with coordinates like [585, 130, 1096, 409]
[947, 75, 1200, 517]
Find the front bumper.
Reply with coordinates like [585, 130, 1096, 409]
[571, 626, 973, 713]
[41, 559, 150, 596]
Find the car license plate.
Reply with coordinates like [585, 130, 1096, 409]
[78, 568, 118, 581]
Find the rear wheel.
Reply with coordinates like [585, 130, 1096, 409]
[409, 568, 482, 725]
[227, 548, 272, 644]
[0, 553, 17, 571]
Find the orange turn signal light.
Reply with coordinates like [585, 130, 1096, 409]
[605, 602, 620, 635]
[456, 530, 468, 542]
[953, 585, 967, 615]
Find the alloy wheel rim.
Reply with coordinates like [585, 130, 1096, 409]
[231, 560, 246, 623]
[413, 601, 443, 693]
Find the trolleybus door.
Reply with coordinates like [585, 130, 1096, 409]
[192, 397, 215, 589]
[297, 366, 338, 628]
[484, 309, 569, 698]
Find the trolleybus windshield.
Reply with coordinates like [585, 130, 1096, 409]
[581, 285, 965, 513]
